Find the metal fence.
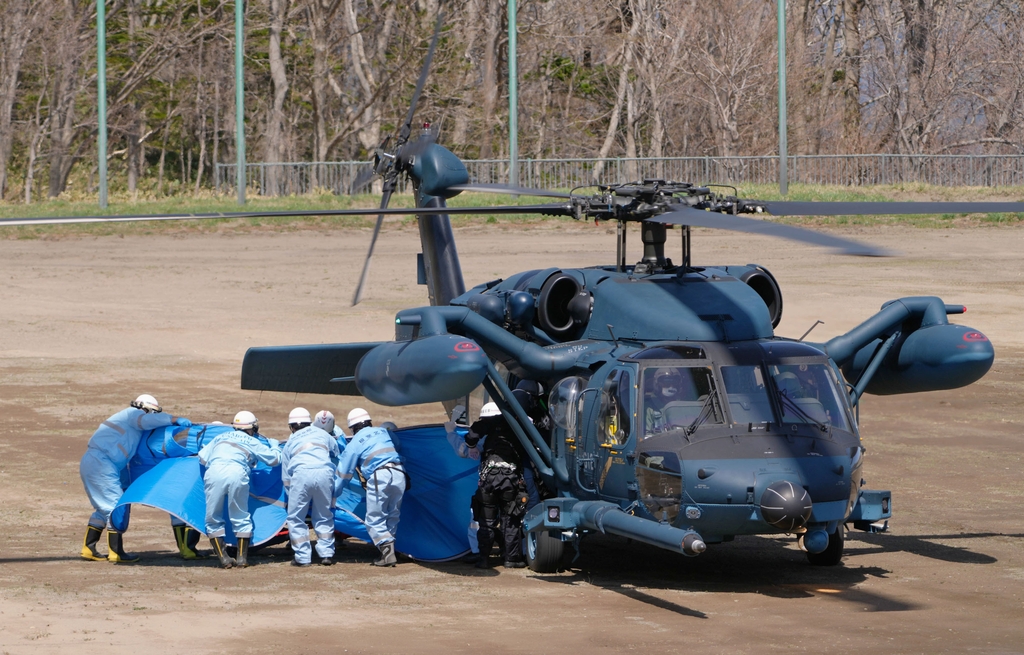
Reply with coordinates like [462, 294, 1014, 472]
[214, 154, 1024, 197]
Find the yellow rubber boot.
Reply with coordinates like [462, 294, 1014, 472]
[107, 530, 140, 563]
[81, 525, 105, 561]
[174, 525, 206, 560]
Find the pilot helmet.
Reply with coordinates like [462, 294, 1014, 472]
[775, 372, 801, 397]
[653, 368, 683, 397]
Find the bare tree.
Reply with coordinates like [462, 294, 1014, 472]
[0, 0, 40, 199]
[686, 0, 776, 157]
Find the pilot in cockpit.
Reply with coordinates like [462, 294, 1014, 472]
[644, 367, 698, 434]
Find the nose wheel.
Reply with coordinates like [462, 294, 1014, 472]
[806, 525, 844, 566]
[526, 530, 565, 573]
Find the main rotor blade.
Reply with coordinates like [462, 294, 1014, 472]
[651, 205, 894, 257]
[763, 200, 1024, 216]
[349, 165, 376, 195]
[352, 188, 395, 306]
[0, 204, 569, 227]
[399, 12, 444, 143]
[446, 183, 572, 199]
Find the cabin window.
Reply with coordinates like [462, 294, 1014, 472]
[641, 365, 722, 437]
[636, 450, 682, 522]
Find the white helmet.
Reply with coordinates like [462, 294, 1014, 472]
[313, 410, 336, 433]
[347, 407, 371, 428]
[132, 394, 161, 413]
[479, 402, 501, 418]
[232, 410, 258, 431]
[288, 407, 312, 425]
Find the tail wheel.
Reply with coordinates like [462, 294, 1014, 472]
[526, 530, 565, 573]
[807, 525, 844, 566]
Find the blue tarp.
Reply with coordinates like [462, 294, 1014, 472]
[111, 423, 478, 561]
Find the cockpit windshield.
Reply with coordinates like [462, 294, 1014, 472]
[720, 365, 775, 425]
[641, 365, 722, 437]
[768, 363, 851, 431]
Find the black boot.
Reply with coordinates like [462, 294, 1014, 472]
[173, 525, 207, 560]
[475, 527, 493, 568]
[372, 541, 397, 567]
[210, 536, 235, 569]
[81, 525, 104, 561]
[106, 530, 139, 563]
[236, 537, 250, 568]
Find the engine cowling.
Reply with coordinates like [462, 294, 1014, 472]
[536, 272, 592, 341]
[720, 265, 783, 328]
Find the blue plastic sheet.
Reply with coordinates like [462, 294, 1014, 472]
[111, 423, 479, 560]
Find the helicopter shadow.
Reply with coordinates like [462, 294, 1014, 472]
[531, 533, 920, 615]
[844, 530, 1016, 564]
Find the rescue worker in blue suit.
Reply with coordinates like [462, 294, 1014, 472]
[198, 411, 281, 569]
[282, 408, 340, 568]
[80, 394, 191, 563]
[337, 408, 407, 567]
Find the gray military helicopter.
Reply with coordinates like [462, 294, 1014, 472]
[5, 15, 1015, 573]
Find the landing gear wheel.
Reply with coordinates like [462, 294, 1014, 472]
[526, 530, 564, 573]
[807, 525, 844, 566]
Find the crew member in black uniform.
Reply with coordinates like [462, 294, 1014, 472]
[512, 380, 552, 509]
[464, 402, 529, 569]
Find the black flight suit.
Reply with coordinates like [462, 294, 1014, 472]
[464, 416, 529, 566]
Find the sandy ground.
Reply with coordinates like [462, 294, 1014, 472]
[0, 219, 1022, 654]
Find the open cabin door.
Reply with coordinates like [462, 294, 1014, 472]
[576, 366, 636, 501]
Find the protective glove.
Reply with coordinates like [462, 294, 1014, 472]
[443, 421, 457, 434]
[176, 418, 193, 428]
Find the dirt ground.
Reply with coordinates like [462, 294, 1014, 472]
[0, 219, 1022, 654]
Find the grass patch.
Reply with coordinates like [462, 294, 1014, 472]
[734, 182, 1024, 227]
[2, 183, 1022, 239]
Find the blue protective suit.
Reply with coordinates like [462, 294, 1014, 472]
[80, 407, 184, 530]
[337, 426, 406, 545]
[198, 431, 281, 539]
[282, 426, 340, 564]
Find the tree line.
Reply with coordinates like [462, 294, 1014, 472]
[1, 0, 1021, 202]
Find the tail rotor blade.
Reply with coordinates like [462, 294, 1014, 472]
[352, 187, 395, 306]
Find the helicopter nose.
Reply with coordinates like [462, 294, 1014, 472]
[759, 481, 813, 532]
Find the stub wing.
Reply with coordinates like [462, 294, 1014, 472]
[241, 342, 382, 396]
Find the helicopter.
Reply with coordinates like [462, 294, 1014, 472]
[4, 15, 1016, 573]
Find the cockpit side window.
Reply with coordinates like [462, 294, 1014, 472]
[597, 368, 632, 448]
[642, 365, 722, 437]
[769, 363, 850, 430]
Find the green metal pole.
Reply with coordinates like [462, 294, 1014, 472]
[508, 0, 518, 190]
[778, 0, 788, 196]
[97, 0, 107, 208]
[235, 0, 246, 204]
